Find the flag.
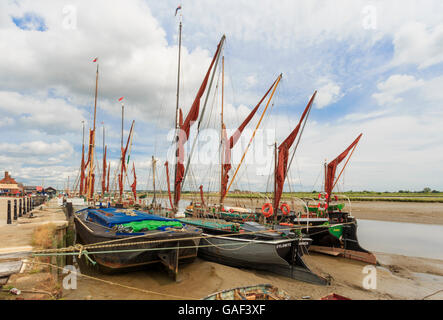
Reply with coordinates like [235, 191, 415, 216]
[175, 4, 182, 16]
[118, 96, 124, 102]
[92, 57, 98, 62]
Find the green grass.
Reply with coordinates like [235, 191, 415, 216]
[139, 191, 443, 203]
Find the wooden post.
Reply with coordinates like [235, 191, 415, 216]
[7, 200, 11, 224]
[13, 199, 17, 220]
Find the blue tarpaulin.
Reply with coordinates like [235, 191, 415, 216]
[77, 207, 180, 228]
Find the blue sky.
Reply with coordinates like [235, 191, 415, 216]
[0, 0, 442, 192]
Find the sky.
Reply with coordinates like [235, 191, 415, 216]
[0, 0, 442, 192]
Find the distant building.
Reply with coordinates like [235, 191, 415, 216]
[23, 186, 44, 195]
[0, 171, 22, 195]
[44, 187, 57, 196]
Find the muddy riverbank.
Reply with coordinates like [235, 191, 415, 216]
[61, 252, 443, 300]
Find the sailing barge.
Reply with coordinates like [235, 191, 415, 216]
[209, 88, 376, 265]
[146, 29, 328, 285]
[74, 207, 202, 279]
[179, 218, 329, 285]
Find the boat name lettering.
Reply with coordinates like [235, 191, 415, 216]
[276, 243, 291, 249]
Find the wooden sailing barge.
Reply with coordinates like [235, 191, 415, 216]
[74, 207, 201, 279]
[157, 29, 328, 285]
[208, 88, 375, 265]
[72, 58, 202, 279]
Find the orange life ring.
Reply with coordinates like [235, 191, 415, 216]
[280, 203, 290, 215]
[229, 208, 234, 213]
[279, 222, 293, 227]
[261, 203, 274, 218]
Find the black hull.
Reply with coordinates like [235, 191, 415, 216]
[192, 226, 328, 285]
[217, 209, 376, 264]
[73, 213, 201, 278]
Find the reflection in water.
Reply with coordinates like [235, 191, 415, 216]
[357, 219, 443, 260]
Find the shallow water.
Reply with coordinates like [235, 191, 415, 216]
[357, 219, 443, 260]
[153, 198, 443, 260]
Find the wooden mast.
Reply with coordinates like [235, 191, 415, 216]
[87, 62, 99, 203]
[152, 155, 157, 206]
[80, 121, 85, 196]
[173, 19, 182, 213]
[181, 35, 225, 189]
[273, 142, 278, 219]
[102, 123, 106, 200]
[220, 55, 224, 206]
[119, 101, 124, 203]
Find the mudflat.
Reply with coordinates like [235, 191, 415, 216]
[350, 201, 443, 225]
[60, 252, 443, 300]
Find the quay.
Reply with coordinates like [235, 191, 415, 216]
[0, 198, 68, 298]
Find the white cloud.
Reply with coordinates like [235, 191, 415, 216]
[314, 79, 342, 109]
[245, 75, 257, 88]
[372, 74, 424, 106]
[0, 91, 87, 134]
[392, 22, 443, 69]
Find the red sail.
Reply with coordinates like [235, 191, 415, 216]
[220, 78, 278, 200]
[131, 163, 137, 201]
[325, 133, 362, 197]
[274, 91, 317, 210]
[106, 162, 110, 192]
[102, 146, 107, 195]
[165, 161, 174, 209]
[174, 38, 223, 206]
[199, 185, 205, 206]
[120, 121, 135, 199]
[85, 129, 94, 168]
[118, 174, 123, 198]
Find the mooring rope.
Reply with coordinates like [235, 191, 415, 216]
[32, 221, 356, 256]
[28, 260, 199, 300]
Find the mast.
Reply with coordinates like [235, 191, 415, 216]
[175, 21, 182, 134]
[273, 142, 277, 215]
[87, 61, 99, 203]
[121, 104, 124, 150]
[173, 20, 182, 212]
[119, 100, 124, 202]
[152, 155, 157, 205]
[173, 35, 225, 210]
[80, 121, 85, 196]
[220, 55, 224, 203]
[102, 123, 106, 199]
[181, 35, 225, 188]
